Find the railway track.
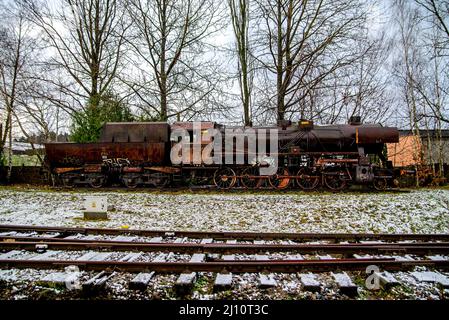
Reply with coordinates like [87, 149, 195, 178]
[1, 224, 449, 298]
[1, 224, 446, 241]
[1, 237, 449, 255]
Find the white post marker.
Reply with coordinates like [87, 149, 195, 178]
[84, 196, 108, 220]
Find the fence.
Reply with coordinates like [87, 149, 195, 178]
[0, 166, 51, 185]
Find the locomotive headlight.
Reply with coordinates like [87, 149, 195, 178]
[299, 120, 314, 130]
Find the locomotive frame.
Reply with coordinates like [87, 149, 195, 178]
[44, 118, 400, 191]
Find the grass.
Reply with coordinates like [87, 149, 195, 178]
[192, 275, 211, 294]
[8, 155, 42, 166]
[0, 183, 442, 195]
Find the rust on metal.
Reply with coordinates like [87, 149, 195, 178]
[144, 166, 182, 174]
[83, 164, 102, 173]
[356, 126, 399, 144]
[122, 167, 143, 173]
[54, 167, 82, 174]
[1, 238, 449, 255]
[0, 258, 447, 273]
[45, 142, 167, 167]
[1, 224, 449, 242]
[99, 122, 170, 143]
[171, 122, 218, 131]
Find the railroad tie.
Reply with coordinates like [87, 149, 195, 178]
[427, 255, 449, 261]
[318, 255, 335, 260]
[63, 235, 79, 240]
[221, 254, 236, 261]
[411, 271, 449, 288]
[214, 239, 237, 292]
[41, 233, 61, 238]
[288, 253, 306, 291]
[83, 235, 100, 241]
[149, 237, 163, 243]
[38, 272, 72, 288]
[200, 238, 213, 244]
[353, 254, 370, 259]
[393, 255, 414, 261]
[128, 253, 167, 290]
[129, 272, 155, 291]
[332, 272, 358, 297]
[0, 232, 17, 237]
[360, 241, 383, 244]
[120, 252, 142, 262]
[287, 254, 304, 260]
[82, 271, 114, 293]
[122, 252, 153, 290]
[214, 273, 233, 292]
[29, 251, 57, 261]
[76, 252, 114, 293]
[175, 253, 206, 295]
[153, 253, 168, 262]
[375, 271, 400, 290]
[298, 273, 321, 292]
[77, 252, 112, 262]
[255, 254, 277, 288]
[112, 235, 137, 242]
[214, 254, 235, 291]
[0, 250, 22, 260]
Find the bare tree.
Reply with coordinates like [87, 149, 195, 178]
[24, 0, 129, 113]
[253, 0, 367, 122]
[228, 0, 254, 126]
[416, 0, 449, 41]
[301, 29, 394, 126]
[124, 0, 227, 121]
[394, 0, 427, 185]
[410, 18, 448, 176]
[0, 2, 39, 180]
[339, 31, 394, 124]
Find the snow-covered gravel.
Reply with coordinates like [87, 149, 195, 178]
[0, 186, 448, 300]
[0, 187, 448, 234]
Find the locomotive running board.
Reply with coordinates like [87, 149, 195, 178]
[54, 167, 83, 174]
[144, 166, 182, 174]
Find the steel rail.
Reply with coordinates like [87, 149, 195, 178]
[0, 258, 448, 273]
[1, 225, 448, 242]
[1, 238, 449, 255]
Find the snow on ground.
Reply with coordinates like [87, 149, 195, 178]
[0, 187, 448, 234]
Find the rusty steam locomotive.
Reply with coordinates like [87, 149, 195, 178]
[44, 117, 399, 190]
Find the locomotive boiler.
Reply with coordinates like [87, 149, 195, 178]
[44, 117, 399, 190]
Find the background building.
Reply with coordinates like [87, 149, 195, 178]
[387, 130, 449, 173]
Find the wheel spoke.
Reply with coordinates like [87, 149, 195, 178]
[241, 167, 262, 189]
[373, 178, 387, 191]
[269, 168, 290, 189]
[324, 171, 346, 191]
[214, 167, 237, 189]
[296, 168, 319, 190]
[122, 175, 138, 188]
[61, 175, 75, 188]
[89, 175, 105, 188]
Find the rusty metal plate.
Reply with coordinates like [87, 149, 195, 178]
[45, 142, 167, 167]
[99, 122, 170, 143]
[357, 126, 399, 144]
[171, 122, 217, 131]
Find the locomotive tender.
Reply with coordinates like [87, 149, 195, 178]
[44, 117, 399, 190]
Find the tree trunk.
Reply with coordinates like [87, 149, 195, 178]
[7, 111, 12, 183]
[160, 0, 168, 121]
[276, 0, 284, 122]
